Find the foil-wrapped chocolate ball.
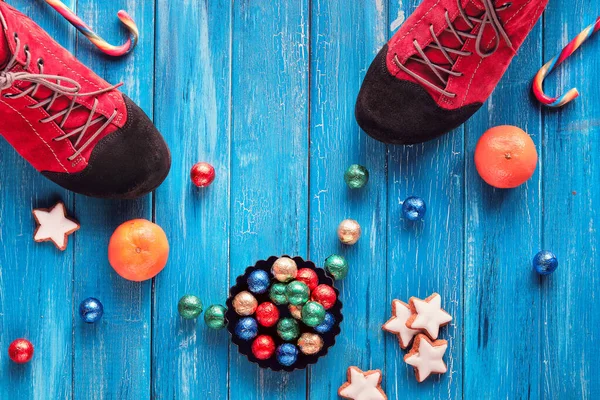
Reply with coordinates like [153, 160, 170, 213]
[337, 219, 362, 245]
[235, 317, 258, 341]
[276, 343, 299, 367]
[402, 196, 427, 221]
[301, 301, 326, 327]
[344, 164, 369, 189]
[298, 333, 324, 355]
[8, 338, 34, 364]
[314, 312, 335, 334]
[324, 254, 349, 280]
[311, 284, 337, 310]
[533, 250, 558, 275]
[277, 317, 300, 341]
[269, 283, 288, 305]
[289, 304, 302, 320]
[285, 280, 310, 306]
[79, 297, 104, 323]
[190, 162, 216, 188]
[177, 294, 203, 320]
[252, 335, 275, 360]
[204, 304, 227, 329]
[232, 291, 258, 316]
[296, 268, 318, 291]
[247, 270, 270, 294]
[271, 257, 298, 282]
[256, 302, 280, 327]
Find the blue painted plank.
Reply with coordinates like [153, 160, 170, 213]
[542, 2, 600, 398]
[308, 0, 388, 398]
[385, 1, 464, 398]
[463, 12, 543, 400]
[0, 1, 75, 398]
[228, 1, 309, 398]
[71, 0, 154, 398]
[152, 0, 231, 398]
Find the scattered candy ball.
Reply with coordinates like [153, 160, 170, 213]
[311, 284, 337, 310]
[401, 196, 427, 221]
[271, 257, 298, 282]
[276, 343, 299, 366]
[324, 254, 349, 280]
[252, 335, 275, 360]
[289, 304, 302, 320]
[204, 304, 227, 329]
[314, 312, 335, 334]
[296, 268, 318, 291]
[337, 219, 362, 245]
[247, 270, 270, 294]
[256, 302, 280, 327]
[285, 280, 310, 306]
[232, 291, 258, 316]
[269, 283, 288, 305]
[235, 317, 259, 341]
[344, 164, 369, 189]
[177, 295, 203, 320]
[298, 333, 324, 355]
[190, 162, 216, 188]
[277, 318, 300, 341]
[8, 339, 34, 364]
[301, 301, 326, 327]
[79, 297, 104, 323]
[533, 250, 558, 275]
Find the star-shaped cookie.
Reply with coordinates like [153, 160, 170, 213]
[382, 299, 421, 349]
[338, 366, 387, 400]
[404, 334, 448, 382]
[406, 293, 452, 339]
[33, 202, 80, 251]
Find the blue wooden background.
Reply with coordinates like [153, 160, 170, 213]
[0, 0, 598, 398]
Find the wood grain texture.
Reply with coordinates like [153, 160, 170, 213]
[153, 0, 231, 398]
[71, 0, 154, 398]
[542, 1, 600, 398]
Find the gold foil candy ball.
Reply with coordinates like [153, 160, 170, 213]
[232, 291, 258, 316]
[271, 257, 298, 282]
[297, 333, 323, 355]
[337, 219, 361, 245]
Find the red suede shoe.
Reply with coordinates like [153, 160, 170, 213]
[0, 2, 170, 199]
[356, 0, 548, 145]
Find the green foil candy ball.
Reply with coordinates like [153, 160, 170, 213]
[301, 301, 326, 327]
[178, 294, 203, 319]
[277, 318, 300, 341]
[286, 280, 310, 306]
[324, 254, 349, 280]
[269, 283, 288, 305]
[344, 164, 369, 189]
[204, 304, 227, 329]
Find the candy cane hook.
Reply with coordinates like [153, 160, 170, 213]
[44, 0, 138, 57]
[533, 17, 600, 108]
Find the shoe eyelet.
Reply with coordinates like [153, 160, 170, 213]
[37, 58, 44, 66]
[13, 32, 18, 40]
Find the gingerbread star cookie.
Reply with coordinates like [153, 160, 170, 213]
[406, 293, 452, 339]
[32, 202, 80, 251]
[338, 366, 387, 400]
[404, 334, 448, 382]
[382, 299, 421, 349]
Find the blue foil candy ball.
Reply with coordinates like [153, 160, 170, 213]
[79, 297, 104, 324]
[533, 251, 558, 275]
[235, 317, 258, 341]
[276, 343, 298, 367]
[402, 196, 427, 221]
[314, 312, 335, 334]
[247, 270, 270, 294]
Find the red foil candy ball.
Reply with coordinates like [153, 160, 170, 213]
[296, 268, 319, 291]
[8, 338, 34, 364]
[256, 302, 280, 327]
[311, 284, 337, 310]
[251, 335, 275, 360]
[190, 162, 216, 188]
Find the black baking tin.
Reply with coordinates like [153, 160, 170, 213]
[226, 255, 343, 372]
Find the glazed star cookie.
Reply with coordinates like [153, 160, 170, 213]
[338, 366, 387, 400]
[406, 293, 452, 340]
[404, 334, 448, 382]
[32, 202, 80, 251]
[382, 300, 421, 349]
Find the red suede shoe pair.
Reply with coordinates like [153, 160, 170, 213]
[356, 0, 549, 144]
